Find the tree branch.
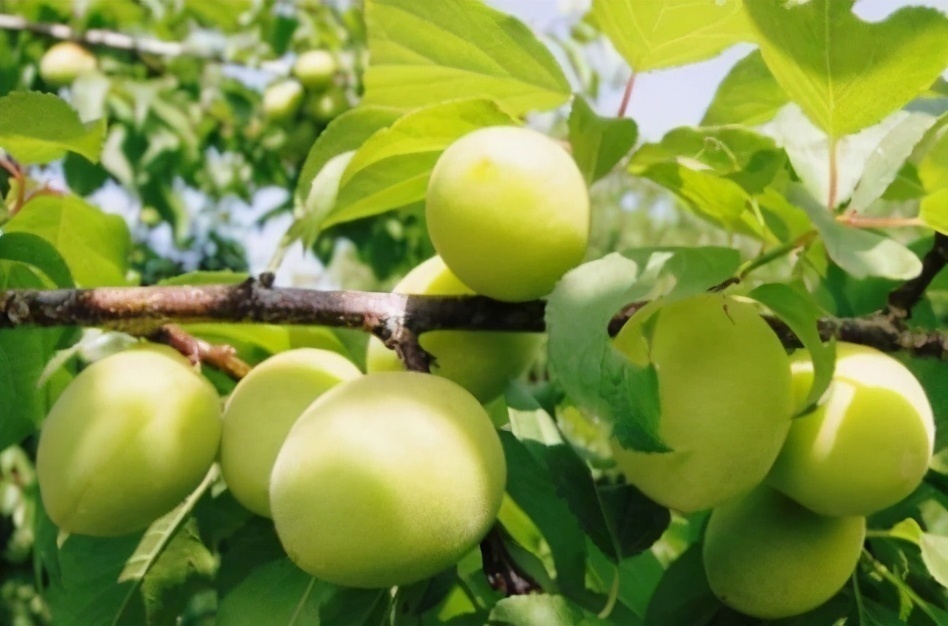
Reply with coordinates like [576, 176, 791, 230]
[0, 278, 946, 359]
[148, 324, 251, 381]
[885, 233, 948, 322]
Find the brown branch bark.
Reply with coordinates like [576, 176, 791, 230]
[885, 233, 948, 322]
[1, 278, 946, 359]
[148, 324, 251, 381]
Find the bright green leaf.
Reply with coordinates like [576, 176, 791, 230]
[568, 96, 638, 184]
[330, 98, 516, 227]
[363, 0, 570, 115]
[744, 0, 948, 137]
[702, 50, 788, 126]
[0, 91, 106, 164]
[592, 0, 751, 72]
[922, 533, 948, 590]
[748, 283, 835, 412]
[797, 199, 923, 280]
[296, 105, 402, 205]
[4, 194, 132, 286]
[488, 594, 582, 626]
[920, 189, 948, 235]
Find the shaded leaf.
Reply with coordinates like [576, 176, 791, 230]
[0, 91, 106, 164]
[568, 96, 638, 184]
[363, 0, 570, 115]
[921, 533, 948, 590]
[592, 0, 751, 72]
[488, 594, 582, 626]
[744, 0, 948, 137]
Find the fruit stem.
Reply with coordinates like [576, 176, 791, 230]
[479, 526, 541, 596]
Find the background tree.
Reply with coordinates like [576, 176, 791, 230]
[0, 0, 947, 624]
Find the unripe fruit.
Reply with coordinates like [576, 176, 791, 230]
[703, 487, 865, 619]
[37, 347, 221, 536]
[306, 88, 348, 124]
[365, 256, 541, 402]
[270, 372, 506, 588]
[220, 349, 362, 518]
[768, 343, 935, 516]
[39, 42, 97, 87]
[426, 126, 590, 302]
[262, 80, 304, 123]
[611, 294, 793, 512]
[292, 50, 337, 90]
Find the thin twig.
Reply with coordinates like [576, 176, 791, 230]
[617, 74, 636, 118]
[835, 215, 925, 229]
[147, 324, 251, 381]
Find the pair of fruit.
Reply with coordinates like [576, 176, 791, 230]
[263, 50, 346, 125]
[609, 295, 935, 618]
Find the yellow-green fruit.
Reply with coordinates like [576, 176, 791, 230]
[426, 126, 590, 302]
[365, 256, 541, 402]
[220, 349, 361, 518]
[262, 80, 304, 122]
[703, 486, 865, 619]
[39, 42, 97, 86]
[611, 294, 793, 512]
[37, 347, 221, 536]
[270, 372, 506, 588]
[768, 343, 935, 516]
[292, 50, 337, 90]
[306, 88, 348, 124]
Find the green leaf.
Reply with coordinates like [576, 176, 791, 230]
[702, 50, 788, 126]
[217, 558, 385, 626]
[488, 595, 582, 626]
[920, 189, 948, 235]
[138, 519, 216, 625]
[921, 533, 948, 590]
[330, 98, 516, 227]
[296, 105, 402, 205]
[796, 199, 923, 280]
[643, 544, 723, 626]
[0, 232, 73, 287]
[568, 96, 638, 184]
[287, 151, 354, 252]
[0, 91, 106, 164]
[4, 194, 131, 286]
[363, 0, 570, 115]
[546, 249, 739, 453]
[592, 0, 751, 72]
[748, 283, 835, 412]
[157, 271, 249, 286]
[506, 391, 669, 564]
[744, 0, 948, 137]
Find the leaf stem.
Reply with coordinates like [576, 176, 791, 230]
[835, 215, 925, 229]
[827, 137, 838, 210]
[737, 231, 817, 279]
[861, 549, 940, 623]
[617, 74, 636, 118]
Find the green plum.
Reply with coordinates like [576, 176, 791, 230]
[768, 342, 935, 516]
[306, 88, 348, 124]
[365, 256, 541, 402]
[220, 348, 362, 518]
[269, 372, 506, 588]
[37, 346, 221, 536]
[262, 80, 304, 123]
[292, 50, 337, 90]
[611, 294, 793, 512]
[39, 42, 97, 86]
[704, 486, 865, 619]
[426, 126, 590, 302]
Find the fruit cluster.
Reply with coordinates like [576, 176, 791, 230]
[611, 297, 935, 619]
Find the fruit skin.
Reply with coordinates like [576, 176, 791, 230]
[703, 486, 865, 619]
[768, 343, 935, 516]
[611, 294, 793, 513]
[220, 348, 362, 518]
[39, 42, 97, 86]
[262, 80, 304, 122]
[269, 372, 506, 588]
[292, 50, 337, 90]
[37, 346, 222, 537]
[365, 256, 541, 402]
[306, 88, 348, 124]
[426, 126, 590, 302]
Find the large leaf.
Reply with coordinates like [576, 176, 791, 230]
[568, 96, 638, 184]
[921, 533, 948, 590]
[0, 91, 106, 164]
[4, 194, 131, 286]
[702, 50, 788, 126]
[744, 0, 948, 137]
[0, 232, 73, 288]
[797, 198, 923, 281]
[488, 595, 583, 626]
[329, 99, 516, 226]
[592, 0, 751, 72]
[363, 0, 570, 115]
